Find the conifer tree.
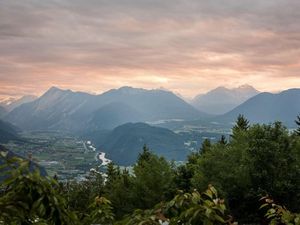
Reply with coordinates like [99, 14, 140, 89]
[295, 115, 300, 135]
[137, 144, 152, 166]
[234, 114, 250, 131]
[200, 138, 211, 154]
[219, 135, 227, 145]
[232, 114, 250, 139]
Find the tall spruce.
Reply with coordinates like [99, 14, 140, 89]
[295, 115, 300, 135]
[232, 114, 250, 138]
[200, 138, 211, 155]
[219, 135, 227, 145]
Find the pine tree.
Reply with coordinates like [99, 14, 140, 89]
[295, 115, 300, 135]
[137, 144, 152, 166]
[133, 147, 174, 209]
[200, 138, 211, 155]
[219, 135, 227, 145]
[234, 114, 250, 131]
[105, 162, 120, 189]
[232, 114, 250, 139]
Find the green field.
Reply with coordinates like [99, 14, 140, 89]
[4, 131, 99, 181]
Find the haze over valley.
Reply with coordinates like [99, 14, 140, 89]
[1, 1, 300, 223]
[1, 84, 300, 174]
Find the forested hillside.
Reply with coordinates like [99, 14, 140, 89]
[1, 115, 300, 224]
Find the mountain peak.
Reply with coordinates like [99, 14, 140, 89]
[238, 84, 252, 88]
[104, 86, 147, 95]
[192, 85, 260, 115]
[48, 86, 63, 92]
[236, 84, 258, 92]
[44, 86, 70, 96]
[213, 86, 229, 92]
[118, 86, 134, 91]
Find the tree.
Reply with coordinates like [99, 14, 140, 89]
[132, 146, 174, 209]
[104, 169, 135, 219]
[63, 171, 105, 216]
[137, 144, 152, 165]
[105, 162, 120, 190]
[219, 135, 227, 145]
[0, 153, 78, 224]
[200, 138, 211, 155]
[190, 121, 300, 223]
[174, 140, 212, 193]
[294, 115, 300, 135]
[118, 185, 234, 225]
[232, 114, 250, 138]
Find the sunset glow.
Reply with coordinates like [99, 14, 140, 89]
[0, 0, 300, 99]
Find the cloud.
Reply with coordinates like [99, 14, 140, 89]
[0, 0, 300, 98]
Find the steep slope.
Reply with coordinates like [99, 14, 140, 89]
[219, 88, 300, 127]
[96, 123, 189, 165]
[0, 106, 7, 118]
[88, 102, 145, 130]
[91, 86, 206, 121]
[0, 120, 19, 143]
[192, 85, 259, 115]
[2, 95, 37, 112]
[6, 86, 206, 132]
[5, 87, 94, 131]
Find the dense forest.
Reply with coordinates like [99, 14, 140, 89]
[1, 115, 300, 224]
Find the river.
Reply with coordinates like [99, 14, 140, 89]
[84, 141, 112, 167]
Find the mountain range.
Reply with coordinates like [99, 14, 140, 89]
[218, 88, 300, 127]
[0, 95, 37, 112]
[1, 85, 300, 166]
[191, 85, 259, 115]
[5, 86, 206, 132]
[3, 86, 300, 134]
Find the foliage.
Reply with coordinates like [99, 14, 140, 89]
[118, 185, 235, 225]
[295, 115, 300, 136]
[261, 196, 300, 225]
[1, 116, 300, 224]
[62, 171, 105, 218]
[232, 114, 250, 138]
[83, 196, 115, 225]
[0, 152, 78, 225]
[189, 120, 300, 223]
[132, 145, 175, 210]
[104, 164, 135, 219]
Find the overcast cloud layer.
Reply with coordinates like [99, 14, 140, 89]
[0, 0, 300, 98]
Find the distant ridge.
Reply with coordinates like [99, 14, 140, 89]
[0, 120, 20, 143]
[0, 95, 37, 112]
[192, 84, 259, 115]
[94, 122, 189, 165]
[0, 106, 7, 118]
[5, 86, 207, 132]
[218, 88, 300, 127]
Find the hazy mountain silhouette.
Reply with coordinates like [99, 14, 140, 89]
[0, 120, 19, 143]
[96, 122, 189, 165]
[2, 95, 37, 112]
[218, 88, 300, 127]
[192, 84, 259, 115]
[5, 87, 93, 131]
[0, 106, 7, 118]
[5, 86, 206, 132]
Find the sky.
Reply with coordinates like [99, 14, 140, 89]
[0, 0, 300, 99]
